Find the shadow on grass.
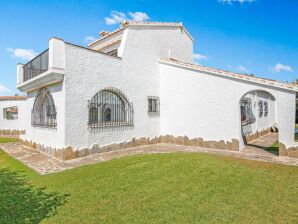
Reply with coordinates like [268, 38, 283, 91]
[0, 168, 68, 224]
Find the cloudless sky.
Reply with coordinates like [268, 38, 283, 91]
[0, 0, 297, 95]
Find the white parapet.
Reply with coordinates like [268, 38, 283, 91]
[16, 64, 24, 85]
[17, 37, 65, 92]
[48, 37, 65, 70]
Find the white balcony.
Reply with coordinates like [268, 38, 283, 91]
[17, 38, 65, 92]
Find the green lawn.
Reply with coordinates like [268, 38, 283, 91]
[1, 138, 298, 223]
[265, 141, 279, 155]
[0, 137, 19, 143]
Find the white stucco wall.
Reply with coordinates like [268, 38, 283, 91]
[64, 44, 160, 149]
[21, 83, 66, 148]
[123, 26, 193, 63]
[0, 100, 27, 131]
[159, 62, 297, 150]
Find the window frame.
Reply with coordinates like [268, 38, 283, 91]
[31, 88, 57, 128]
[258, 100, 263, 118]
[240, 98, 255, 125]
[88, 87, 133, 129]
[3, 106, 18, 120]
[264, 101, 269, 117]
[148, 96, 160, 115]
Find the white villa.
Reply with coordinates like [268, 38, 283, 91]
[2, 21, 298, 160]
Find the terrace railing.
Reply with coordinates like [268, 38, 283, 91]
[23, 49, 49, 82]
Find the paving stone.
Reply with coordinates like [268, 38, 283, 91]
[1, 135, 298, 175]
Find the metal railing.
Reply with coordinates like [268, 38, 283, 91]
[23, 49, 49, 82]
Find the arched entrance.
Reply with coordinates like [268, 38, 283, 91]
[240, 90, 279, 156]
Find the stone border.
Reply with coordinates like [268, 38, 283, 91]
[243, 128, 273, 143]
[279, 143, 298, 158]
[21, 135, 240, 161]
[0, 129, 25, 136]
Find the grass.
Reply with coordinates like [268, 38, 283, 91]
[0, 137, 298, 223]
[265, 141, 279, 155]
[0, 137, 19, 143]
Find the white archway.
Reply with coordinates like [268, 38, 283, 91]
[238, 90, 278, 154]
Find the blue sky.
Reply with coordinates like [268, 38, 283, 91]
[0, 0, 297, 95]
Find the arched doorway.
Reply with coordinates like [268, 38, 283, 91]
[240, 90, 279, 156]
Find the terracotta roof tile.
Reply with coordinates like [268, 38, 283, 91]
[0, 96, 27, 101]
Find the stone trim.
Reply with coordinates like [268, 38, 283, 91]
[279, 143, 298, 158]
[21, 135, 239, 161]
[0, 129, 25, 136]
[243, 128, 273, 143]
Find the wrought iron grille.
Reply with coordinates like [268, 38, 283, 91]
[88, 87, 133, 129]
[31, 88, 57, 128]
[241, 98, 255, 125]
[148, 96, 160, 115]
[258, 100, 263, 117]
[23, 49, 49, 82]
[264, 101, 268, 117]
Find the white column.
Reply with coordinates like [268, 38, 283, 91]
[48, 37, 65, 70]
[16, 64, 24, 84]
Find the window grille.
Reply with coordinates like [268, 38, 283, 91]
[88, 87, 133, 128]
[241, 98, 255, 125]
[3, 106, 18, 120]
[258, 100, 263, 117]
[148, 96, 160, 115]
[264, 101, 268, 117]
[32, 88, 57, 128]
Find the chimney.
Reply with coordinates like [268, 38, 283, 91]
[120, 20, 129, 27]
[99, 31, 110, 37]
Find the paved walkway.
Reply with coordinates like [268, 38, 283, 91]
[243, 132, 278, 156]
[0, 142, 75, 174]
[1, 140, 298, 175]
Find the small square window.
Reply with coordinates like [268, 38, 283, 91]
[3, 106, 18, 120]
[258, 100, 263, 117]
[148, 96, 160, 115]
[264, 101, 268, 117]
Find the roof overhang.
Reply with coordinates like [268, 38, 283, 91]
[159, 58, 298, 93]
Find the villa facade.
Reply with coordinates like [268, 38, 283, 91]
[6, 21, 298, 160]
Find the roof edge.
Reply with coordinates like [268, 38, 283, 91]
[159, 58, 298, 93]
[88, 21, 194, 48]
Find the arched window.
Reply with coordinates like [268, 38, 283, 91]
[88, 88, 133, 128]
[32, 88, 56, 127]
